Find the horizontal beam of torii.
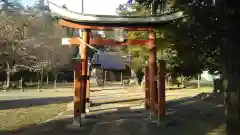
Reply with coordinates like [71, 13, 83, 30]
[59, 19, 152, 31]
[62, 37, 154, 46]
[59, 19, 154, 46]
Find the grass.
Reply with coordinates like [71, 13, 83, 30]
[0, 102, 68, 132]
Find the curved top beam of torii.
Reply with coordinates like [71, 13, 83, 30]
[48, 1, 185, 28]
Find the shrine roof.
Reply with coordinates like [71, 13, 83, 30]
[91, 52, 126, 70]
[48, 1, 185, 28]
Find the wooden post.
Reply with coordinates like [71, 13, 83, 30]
[157, 61, 166, 117]
[86, 60, 91, 112]
[104, 70, 107, 85]
[121, 71, 124, 87]
[145, 66, 150, 110]
[73, 59, 82, 126]
[148, 29, 158, 116]
[81, 29, 89, 114]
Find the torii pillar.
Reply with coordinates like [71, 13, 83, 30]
[71, 29, 90, 126]
[81, 29, 90, 114]
[72, 52, 83, 126]
[148, 30, 158, 116]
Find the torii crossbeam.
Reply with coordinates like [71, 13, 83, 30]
[48, 1, 185, 127]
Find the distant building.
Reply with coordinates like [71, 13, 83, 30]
[91, 52, 131, 83]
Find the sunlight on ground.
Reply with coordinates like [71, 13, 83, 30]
[0, 103, 68, 131]
[206, 124, 226, 135]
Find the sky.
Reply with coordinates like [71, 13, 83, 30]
[21, 0, 128, 15]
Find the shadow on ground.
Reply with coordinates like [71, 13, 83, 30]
[0, 96, 73, 110]
[167, 86, 211, 91]
[1, 83, 136, 92]
[90, 98, 145, 107]
[1, 92, 225, 135]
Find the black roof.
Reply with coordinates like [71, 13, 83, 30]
[91, 52, 126, 70]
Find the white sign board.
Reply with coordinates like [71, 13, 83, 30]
[61, 38, 70, 45]
[78, 29, 82, 37]
[113, 28, 128, 42]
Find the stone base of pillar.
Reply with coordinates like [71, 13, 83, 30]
[66, 116, 82, 129]
[150, 114, 175, 128]
[85, 103, 90, 113]
[66, 114, 86, 129]
[80, 113, 86, 125]
[156, 115, 167, 127]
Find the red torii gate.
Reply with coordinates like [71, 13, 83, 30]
[65, 21, 165, 125]
[48, 1, 184, 126]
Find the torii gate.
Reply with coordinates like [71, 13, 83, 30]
[48, 1, 184, 126]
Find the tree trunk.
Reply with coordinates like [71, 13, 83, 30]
[46, 74, 49, 84]
[180, 76, 184, 89]
[19, 77, 23, 91]
[37, 80, 40, 92]
[221, 1, 240, 134]
[37, 72, 41, 92]
[54, 74, 58, 89]
[40, 68, 44, 86]
[54, 78, 57, 89]
[197, 75, 200, 89]
[5, 62, 10, 89]
[167, 76, 170, 90]
[30, 78, 33, 85]
[222, 64, 240, 135]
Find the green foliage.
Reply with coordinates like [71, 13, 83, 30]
[115, 0, 220, 78]
[115, 2, 177, 75]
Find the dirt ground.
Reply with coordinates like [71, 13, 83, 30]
[0, 86, 226, 135]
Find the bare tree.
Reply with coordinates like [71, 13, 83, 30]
[22, 9, 72, 89]
[0, 11, 38, 89]
[0, 4, 73, 90]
